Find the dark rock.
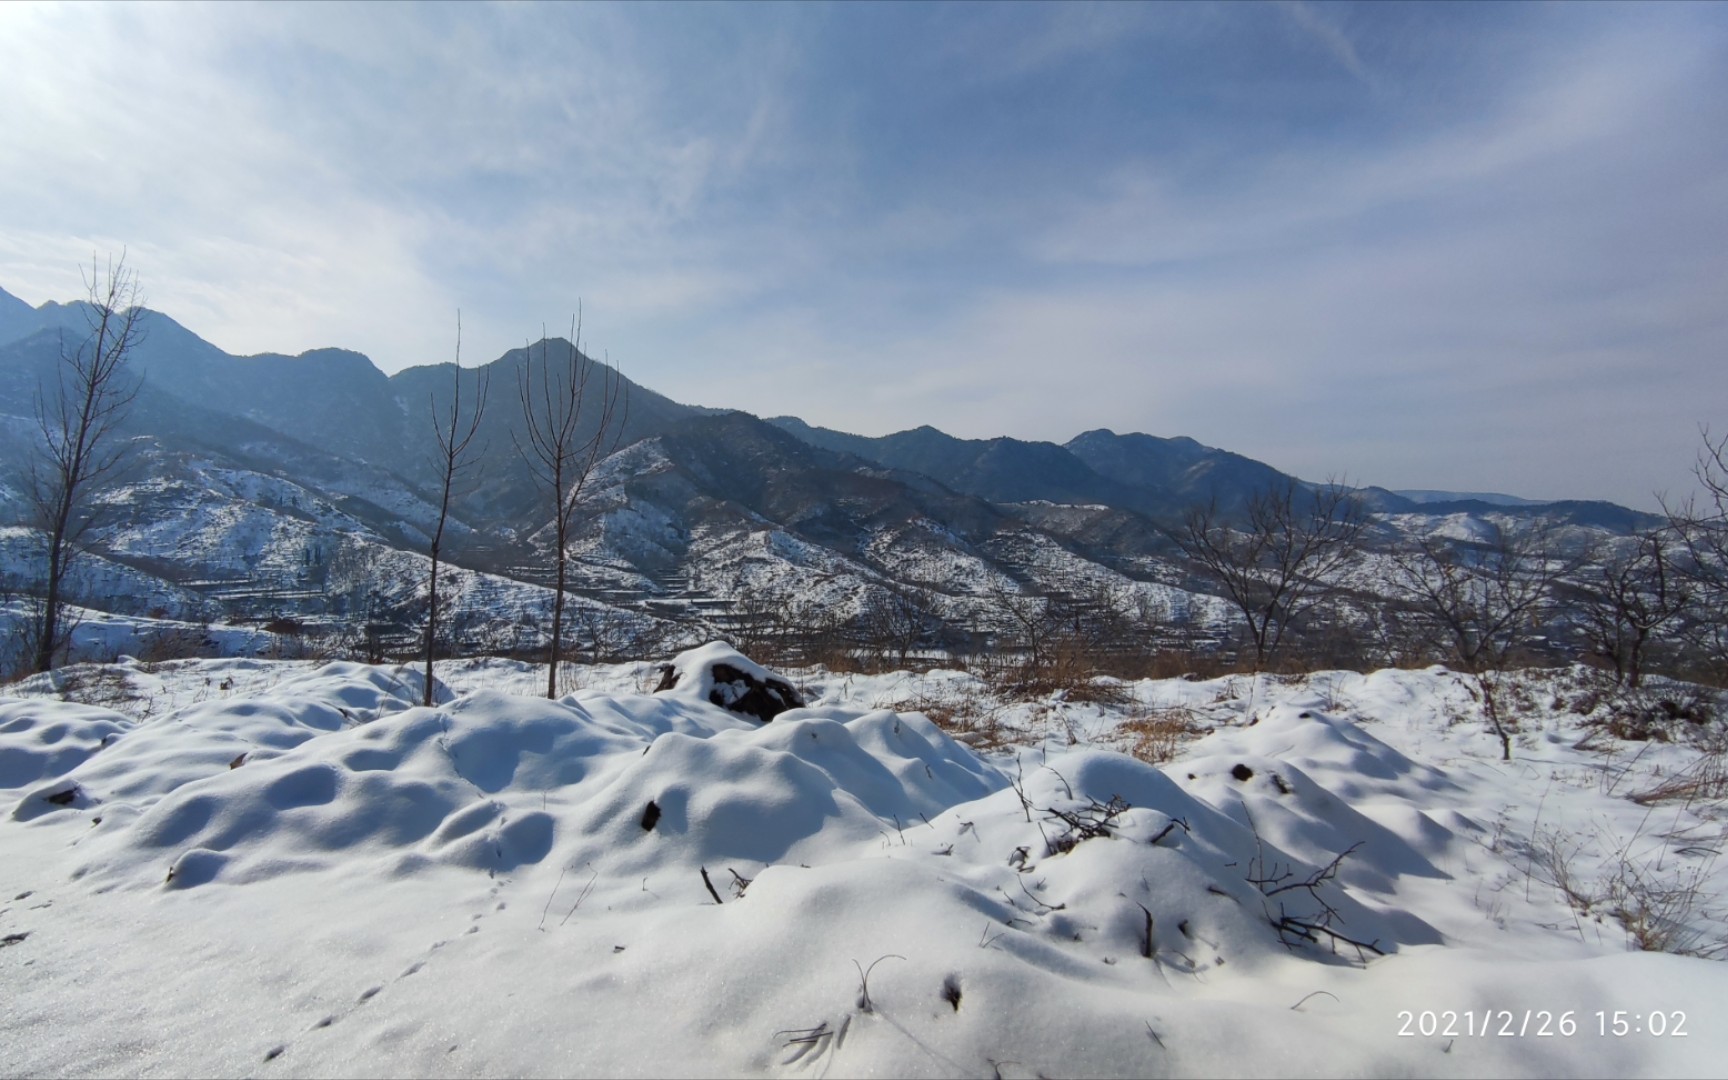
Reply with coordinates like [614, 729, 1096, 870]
[705, 662, 803, 722]
[654, 646, 806, 722]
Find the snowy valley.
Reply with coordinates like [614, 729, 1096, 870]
[3, 286, 1726, 1079]
[0, 286, 1668, 678]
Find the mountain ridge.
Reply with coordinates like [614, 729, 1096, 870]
[0, 284, 1663, 662]
[1, 283, 1621, 519]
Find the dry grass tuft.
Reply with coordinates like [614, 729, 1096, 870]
[891, 689, 1022, 754]
[1628, 744, 1728, 807]
[1118, 708, 1205, 765]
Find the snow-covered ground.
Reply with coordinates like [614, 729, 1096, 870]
[2, 651, 1725, 1078]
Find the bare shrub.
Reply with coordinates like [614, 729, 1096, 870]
[1573, 531, 1690, 689]
[1605, 857, 1722, 957]
[1627, 728, 1728, 807]
[1243, 818, 1383, 961]
[1039, 794, 1131, 856]
[1528, 829, 1595, 919]
[135, 625, 216, 664]
[33, 663, 138, 712]
[892, 688, 1020, 753]
[1665, 427, 1728, 687]
[1583, 681, 1721, 749]
[1118, 708, 1204, 765]
[1056, 670, 1135, 707]
[1530, 821, 1725, 958]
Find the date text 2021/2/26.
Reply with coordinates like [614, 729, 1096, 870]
[1396, 1010, 1688, 1038]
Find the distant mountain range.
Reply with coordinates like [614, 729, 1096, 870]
[0, 285, 1661, 655]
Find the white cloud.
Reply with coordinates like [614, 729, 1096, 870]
[0, 4, 1722, 510]
[1275, 0, 1371, 83]
[0, 3, 807, 368]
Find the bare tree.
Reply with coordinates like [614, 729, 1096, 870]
[1120, 584, 1170, 647]
[1391, 521, 1566, 761]
[721, 576, 842, 668]
[979, 574, 1137, 691]
[1174, 478, 1367, 672]
[984, 577, 1058, 684]
[1042, 576, 1137, 682]
[861, 582, 938, 670]
[723, 578, 787, 663]
[1665, 428, 1728, 683]
[325, 539, 400, 663]
[569, 601, 643, 665]
[27, 253, 144, 673]
[1574, 530, 1689, 689]
[423, 313, 489, 705]
[515, 309, 627, 699]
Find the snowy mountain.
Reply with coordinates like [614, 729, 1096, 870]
[0, 284, 1661, 663]
[0, 286, 33, 344]
[1395, 488, 1554, 507]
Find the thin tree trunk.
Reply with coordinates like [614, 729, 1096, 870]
[35, 539, 64, 673]
[548, 542, 566, 699]
[1478, 672, 1513, 762]
[422, 315, 485, 707]
[34, 477, 78, 672]
[424, 549, 440, 706]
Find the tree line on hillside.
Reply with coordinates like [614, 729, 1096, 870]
[682, 461, 1728, 762]
[7, 257, 1728, 759]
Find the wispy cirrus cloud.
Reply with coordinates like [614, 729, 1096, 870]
[1275, 0, 1371, 83]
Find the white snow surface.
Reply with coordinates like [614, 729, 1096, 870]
[2, 656, 1726, 1078]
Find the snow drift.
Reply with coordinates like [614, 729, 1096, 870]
[2, 652, 1725, 1078]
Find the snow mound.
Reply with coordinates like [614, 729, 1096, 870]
[1170, 703, 1467, 899]
[60, 676, 1001, 895]
[0, 699, 133, 812]
[914, 750, 1437, 973]
[44, 666, 1436, 970]
[261, 660, 448, 718]
[65, 688, 738, 887]
[541, 707, 1005, 894]
[7, 661, 432, 824]
[1193, 700, 1461, 800]
[7, 659, 1727, 1077]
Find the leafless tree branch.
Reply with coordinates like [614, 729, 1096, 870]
[27, 252, 144, 673]
[1174, 477, 1367, 670]
[514, 305, 629, 698]
[424, 312, 489, 705]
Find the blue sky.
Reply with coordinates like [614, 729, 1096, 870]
[2, 1, 1725, 510]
